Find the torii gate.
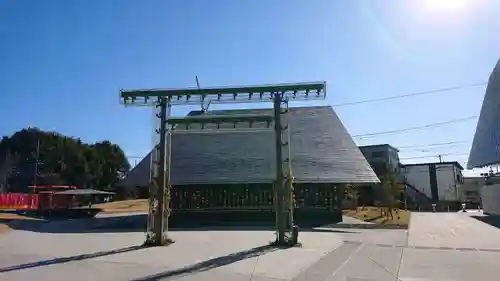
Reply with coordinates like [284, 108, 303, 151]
[119, 82, 327, 246]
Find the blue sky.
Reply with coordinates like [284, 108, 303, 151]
[1, 0, 499, 174]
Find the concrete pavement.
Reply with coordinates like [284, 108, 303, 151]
[0, 225, 344, 281]
[399, 212, 500, 281]
[2, 212, 500, 280]
[408, 212, 500, 250]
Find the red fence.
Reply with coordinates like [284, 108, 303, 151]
[0, 193, 40, 210]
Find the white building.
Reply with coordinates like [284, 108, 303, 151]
[465, 174, 500, 215]
[481, 183, 500, 215]
[403, 161, 464, 202]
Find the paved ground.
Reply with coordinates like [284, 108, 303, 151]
[1, 212, 500, 280]
[399, 212, 500, 281]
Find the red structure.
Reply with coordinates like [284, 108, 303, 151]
[29, 185, 78, 211]
[1, 185, 114, 218]
[0, 193, 39, 210]
[0, 186, 77, 211]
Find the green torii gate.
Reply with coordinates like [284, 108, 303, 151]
[119, 82, 327, 246]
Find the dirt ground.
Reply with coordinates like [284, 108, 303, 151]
[97, 200, 414, 226]
[343, 207, 411, 226]
[94, 199, 149, 213]
[0, 199, 150, 233]
[0, 212, 39, 234]
[0, 224, 10, 234]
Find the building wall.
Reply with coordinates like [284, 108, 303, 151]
[358, 144, 403, 205]
[436, 163, 462, 201]
[482, 184, 500, 215]
[403, 163, 463, 202]
[169, 182, 344, 227]
[461, 177, 484, 204]
[404, 165, 431, 198]
[358, 145, 401, 176]
[461, 176, 500, 206]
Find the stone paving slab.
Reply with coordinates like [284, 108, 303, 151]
[94, 231, 343, 280]
[327, 228, 408, 247]
[291, 242, 403, 281]
[330, 243, 403, 281]
[0, 259, 170, 281]
[0, 252, 49, 270]
[398, 248, 500, 281]
[0, 230, 145, 258]
[171, 270, 286, 281]
[0, 227, 343, 281]
[1, 255, 286, 281]
[5, 212, 500, 281]
[408, 212, 500, 249]
[291, 242, 360, 281]
[345, 240, 500, 253]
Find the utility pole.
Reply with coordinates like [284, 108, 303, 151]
[438, 154, 443, 163]
[273, 94, 285, 244]
[33, 139, 40, 188]
[27, 139, 40, 204]
[153, 97, 169, 246]
[196, 76, 211, 113]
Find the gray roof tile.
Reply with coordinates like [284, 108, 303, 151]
[119, 106, 379, 187]
[468, 59, 500, 168]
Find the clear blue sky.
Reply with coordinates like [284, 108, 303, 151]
[1, 0, 499, 173]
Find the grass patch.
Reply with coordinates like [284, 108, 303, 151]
[343, 207, 411, 227]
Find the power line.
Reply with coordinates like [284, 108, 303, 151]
[126, 82, 485, 161]
[353, 115, 478, 138]
[332, 82, 486, 108]
[401, 146, 467, 153]
[398, 142, 470, 153]
[396, 140, 470, 149]
[400, 152, 468, 160]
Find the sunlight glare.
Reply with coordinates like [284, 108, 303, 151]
[424, 0, 470, 13]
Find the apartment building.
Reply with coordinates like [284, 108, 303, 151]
[402, 161, 464, 203]
[358, 144, 402, 176]
[357, 144, 402, 205]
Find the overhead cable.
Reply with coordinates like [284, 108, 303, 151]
[396, 140, 470, 149]
[332, 82, 486, 108]
[400, 152, 468, 160]
[353, 116, 478, 138]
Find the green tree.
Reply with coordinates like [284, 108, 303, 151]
[0, 127, 130, 192]
[379, 173, 404, 220]
[343, 183, 360, 210]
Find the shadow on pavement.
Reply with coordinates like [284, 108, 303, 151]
[471, 215, 500, 229]
[0, 245, 146, 273]
[130, 244, 280, 281]
[5, 213, 405, 234]
[0, 240, 280, 280]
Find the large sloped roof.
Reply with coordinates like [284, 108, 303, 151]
[468, 59, 500, 169]
[118, 106, 379, 187]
